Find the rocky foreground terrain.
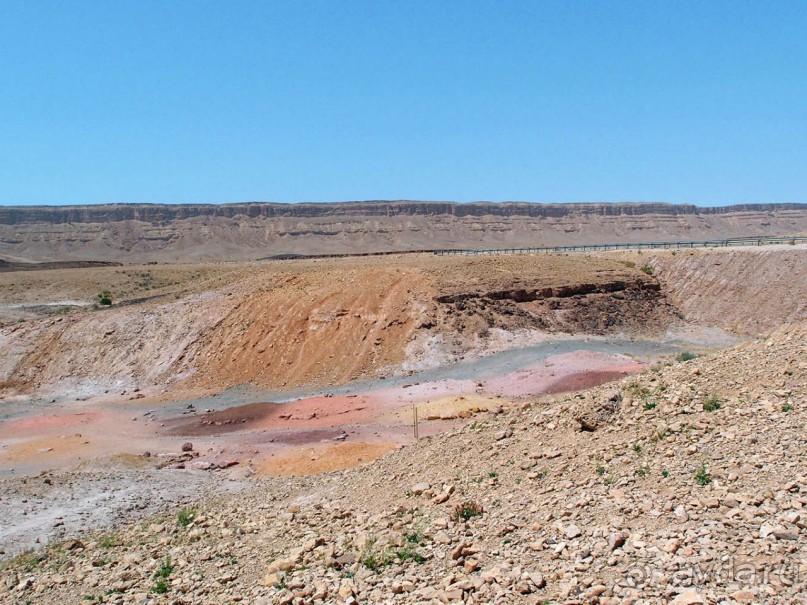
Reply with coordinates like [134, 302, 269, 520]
[1, 201, 805, 262]
[2, 320, 804, 604]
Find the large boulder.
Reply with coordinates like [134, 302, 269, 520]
[573, 390, 622, 431]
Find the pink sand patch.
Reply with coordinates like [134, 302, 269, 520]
[483, 351, 643, 398]
[0, 412, 98, 437]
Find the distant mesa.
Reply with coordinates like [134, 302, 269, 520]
[1, 200, 805, 263]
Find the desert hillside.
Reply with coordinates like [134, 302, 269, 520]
[1, 246, 805, 605]
[2, 320, 804, 604]
[0, 254, 675, 399]
[1, 201, 805, 262]
[3, 248, 804, 402]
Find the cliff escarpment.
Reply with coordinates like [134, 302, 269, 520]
[0, 201, 805, 262]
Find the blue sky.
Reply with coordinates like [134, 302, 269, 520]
[1, 1, 805, 206]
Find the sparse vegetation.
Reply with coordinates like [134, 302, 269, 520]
[676, 351, 697, 362]
[626, 383, 652, 400]
[151, 557, 173, 594]
[393, 542, 425, 564]
[155, 557, 173, 579]
[703, 394, 722, 412]
[360, 535, 425, 571]
[782, 403, 793, 412]
[643, 401, 657, 411]
[359, 548, 384, 572]
[695, 463, 712, 486]
[640, 264, 654, 275]
[650, 427, 671, 442]
[98, 532, 118, 549]
[8, 549, 41, 573]
[96, 290, 112, 306]
[451, 501, 484, 523]
[405, 529, 423, 544]
[177, 508, 196, 527]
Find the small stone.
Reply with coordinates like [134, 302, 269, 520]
[464, 558, 480, 573]
[608, 532, 626, 551]
[528, 571, 545, 588]
[411, 482, 430, 495]
[494, 429, 513, 441]
[672, 588, 706, 604]
[729, 588, 758, 603]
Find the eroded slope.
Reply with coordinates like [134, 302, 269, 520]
[637, 247, 807, 336]
[0, 255, 674, 399]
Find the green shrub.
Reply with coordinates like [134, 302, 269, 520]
[640, 264, 654, 275]
[97, 290, 112, 306]
[676, 351, 697, 362]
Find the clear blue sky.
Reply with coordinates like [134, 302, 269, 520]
[1, 1, 805, 206]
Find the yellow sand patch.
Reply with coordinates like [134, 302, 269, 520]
[0, 435, 90, 465]
[376, 394, 503, 424]
[256, 442, 397, 477]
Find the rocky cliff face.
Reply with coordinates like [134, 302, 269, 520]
[0, 201, 805, 262]
[1, 201, 805, 224]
